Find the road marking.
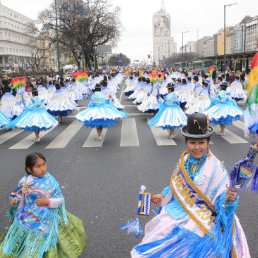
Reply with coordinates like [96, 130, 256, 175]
[213, 125, 248, 144]
[129, 113, 153, 116]
[65, 112, 153, 119]
[9, 128, 55, 149]
[0, 129, 23, 145]
[150, 127, 177, 145]
[119, 81, 126, 103]
[82, 128, 107, 147]
[46, 120, 83, 149]
[233, 120, 244, 130]
[120, 118, 139, 147]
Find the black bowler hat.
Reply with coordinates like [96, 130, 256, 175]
[94, 83, 101, 92]
[181, 113, 213, 138]
[220, 82, 228, 91]
[167, 82, 175, 89]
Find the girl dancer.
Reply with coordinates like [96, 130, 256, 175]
[0, 152, 86, 257]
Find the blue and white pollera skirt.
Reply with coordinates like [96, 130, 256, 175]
[148, 104, 187, 129]
[76, 105, 127, 128]
[6, 107, 58, 131]
[204, 101, 243, 125]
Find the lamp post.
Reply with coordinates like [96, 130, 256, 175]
[78, 4, 88, 69]
[182, 31, 189, 59]
[55, 0, 60, 73]
[223, 3, 238, 73]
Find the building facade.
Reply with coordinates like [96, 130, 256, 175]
[153, 6, 177, 66]
[0, 0, 37, 72]
[245, 16, 258, 52]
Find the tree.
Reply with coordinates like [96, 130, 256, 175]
[38, 0, 121, 70]
[107, 53, 130, 66]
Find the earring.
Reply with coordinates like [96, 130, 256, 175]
[207, 149, 211, 158]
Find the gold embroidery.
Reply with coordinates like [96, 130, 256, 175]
[193, 118, 209, 134]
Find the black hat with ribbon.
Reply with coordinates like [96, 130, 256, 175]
[181, 112, 213, 138]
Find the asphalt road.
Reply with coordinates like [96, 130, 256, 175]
[0, 83, 257, 257]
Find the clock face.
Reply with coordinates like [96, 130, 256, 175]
[154, 15, 170, 37]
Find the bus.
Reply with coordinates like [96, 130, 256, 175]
[191, 60, 216, 73]
[174, 62, 190, 70]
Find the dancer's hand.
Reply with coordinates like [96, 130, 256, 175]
[36, 196, 49, 206]
[11, 198, 19, 205]
[151, 194, 164, 205]
[226, 187, 238, 202]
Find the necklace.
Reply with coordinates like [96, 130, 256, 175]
[186, 151, 208, 185]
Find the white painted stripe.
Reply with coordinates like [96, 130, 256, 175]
[150, 127, 177, 146]
[119, 81, 125, 102]
[75, 106, 87, 109]
[9, 128, 55, 149]
[129, 113, 153, 116]
[82, 128, 107, 147]
[0, 129, 23, 145]
[65, 112, 153, 119]
[213, 125, 248, 144]
[46, 120, 83, 149]
[233, 120, 244, 130]
[120, 118, 139, 146]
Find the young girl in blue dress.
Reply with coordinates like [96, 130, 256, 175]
[0, 152, 86, 257]
[7, 90, 58, 142]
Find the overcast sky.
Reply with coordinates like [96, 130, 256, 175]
[2, 0, 257, 61]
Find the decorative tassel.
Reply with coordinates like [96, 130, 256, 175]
[120, 185, 150, 238]
[120, 217, 143, 238]
[251, 167, 258, 192]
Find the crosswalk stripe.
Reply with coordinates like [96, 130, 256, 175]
[120, 118, 139, 147]
[9, 128, 55, 150]
[0, 129, 23, 145]
[150, 127, 177, 145]
[213, 125, 248, 144]
[233, 120, 244, 130]
[45, 120, 83, 149]
[82, 128, 107, 147]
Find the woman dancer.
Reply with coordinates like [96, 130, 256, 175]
[7, 90, 58, 142]
[131, 113, 250, 257]
[148, 83, 187, 139]
[204, 82, 244, 135]
[76, 84, 127, 140]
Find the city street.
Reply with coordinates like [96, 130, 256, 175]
[0, 83, 257, 257]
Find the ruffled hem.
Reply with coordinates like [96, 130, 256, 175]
[124, 90, 134, 96]
[210, 115, 242, 125]
[47, 110, 73, 117]
[17, 125, 57, 132]
[79, 118, 117, 128]
[0, 211, 86, 258]
[249, 123, 258, 135]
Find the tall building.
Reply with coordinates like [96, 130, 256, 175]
[153, 3, 177, 66]
[0, 0, 37, 72]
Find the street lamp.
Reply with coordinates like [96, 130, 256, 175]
[55, 0, 60, 73]
[223, 3, 238, 73]
[182, 31, 189, 58]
